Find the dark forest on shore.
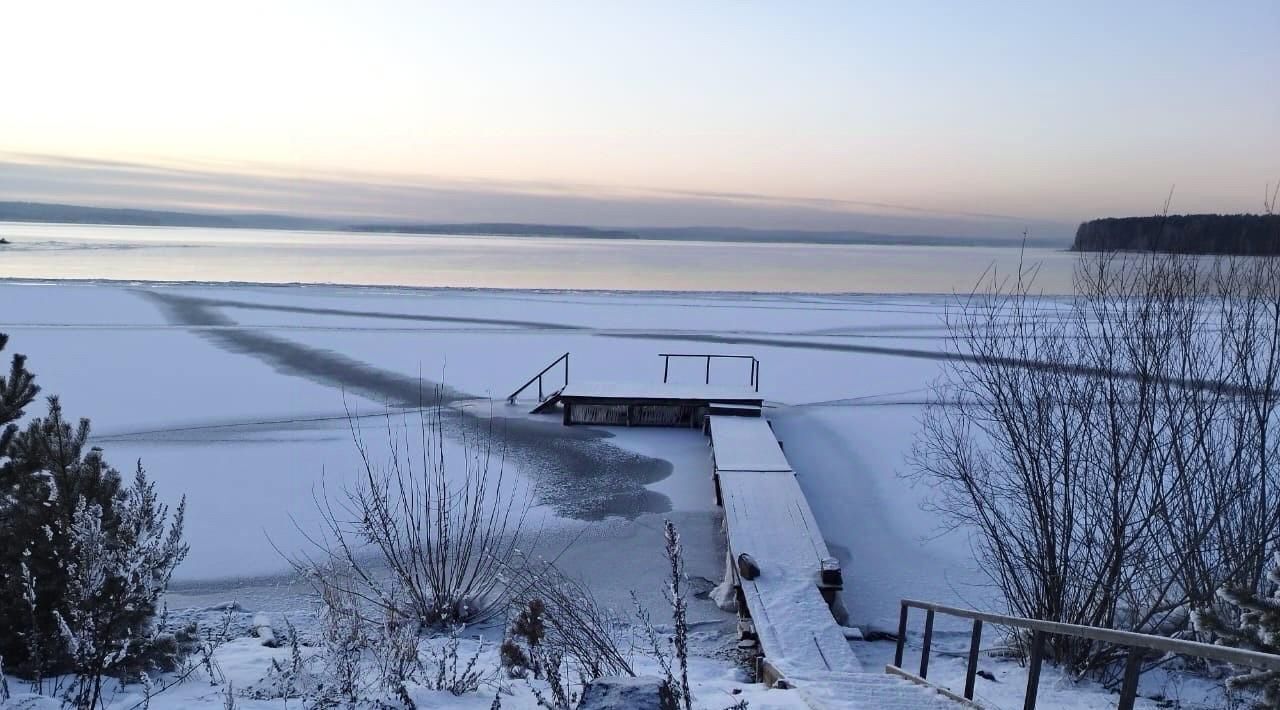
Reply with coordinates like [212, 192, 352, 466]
[1073, 214, 1280, 255]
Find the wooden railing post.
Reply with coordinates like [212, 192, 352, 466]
[1116, 649, 1144, 710]
[964, 618, 983, 700]
[1023, 630, 1045, 710]
[894, 603, 909, 668]
[920, 609, 935, 679]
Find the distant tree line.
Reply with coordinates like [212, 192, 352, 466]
[1073, 214, 1280, 255]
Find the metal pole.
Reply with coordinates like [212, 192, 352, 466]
[920, 609, 935, 679]
[964, 619, 983, 699]
[894, 604, 909, 668]
[664, 355, 669, 383]
[1023, 631, 1045, 710]
[1117, 650, 1144, 710]
[564, 353, 569, 387]
[705, 356, 711, 384]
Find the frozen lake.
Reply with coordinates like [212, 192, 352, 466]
[0, 221, 1078, 293]
[0, 281, 989, 630]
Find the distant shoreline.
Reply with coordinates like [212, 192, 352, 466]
[0, 200, 1064, 249]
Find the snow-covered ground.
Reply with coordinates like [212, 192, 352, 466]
[0, 281, 1230, 708]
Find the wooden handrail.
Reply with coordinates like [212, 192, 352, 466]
[901, 599, 1280, 671]
[892, 598, 1280, 710]
[507, 352, 569, 404]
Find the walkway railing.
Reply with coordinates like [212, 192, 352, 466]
[659, 353, 759, 391]
[891, 598, 1280, 710]
[506, 352, 569, 404]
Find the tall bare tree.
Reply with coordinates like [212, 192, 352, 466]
[913, 247, 1280, 674]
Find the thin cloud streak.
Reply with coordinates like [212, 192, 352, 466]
[0, 152, 1071, 240]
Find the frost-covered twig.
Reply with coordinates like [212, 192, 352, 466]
[664, 520, 692, 710]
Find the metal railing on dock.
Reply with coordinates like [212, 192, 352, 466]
[506, 352, 569, 404]
[890, 598, 1280, 710]
[659, 353, 759, 391]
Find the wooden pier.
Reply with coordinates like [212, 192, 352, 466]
[510, 354, 964, 708]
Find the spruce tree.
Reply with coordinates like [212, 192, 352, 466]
[1194, 556, 1280, 708]
[0, 333, 39, 454]
[0, 332, 189, 686]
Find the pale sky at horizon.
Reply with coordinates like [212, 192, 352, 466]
[0, 1, 1276, 238]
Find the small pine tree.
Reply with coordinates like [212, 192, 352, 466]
[1194, 555, 1280, 708]
[0, 333, 189, 688]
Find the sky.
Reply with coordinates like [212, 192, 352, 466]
[0, 1, 1277, 239]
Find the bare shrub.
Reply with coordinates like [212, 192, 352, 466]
[421, 630, 489, 696]
[912, 247, 1280, 675]
[504, 559, 634, 683]
[373, 601, 421, 706]
[315, 568, 366, 706]
[289, 390, 531, 630]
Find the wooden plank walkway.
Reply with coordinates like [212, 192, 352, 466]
[708, 416, 963, 709]
[708, 416, 859, 681]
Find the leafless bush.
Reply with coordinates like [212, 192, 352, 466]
[912, 246, 1280, 676]
[315, 568, 366, 706]
[632, 599, 680, 710]
[289, 390, 531, 630]
[504, 558, 634, 681]
[373, 601, 421, 706]
[250, 616, 309, 705]
[421, 630, 489, 696]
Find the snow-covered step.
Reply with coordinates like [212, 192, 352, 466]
[790, 671, 968, 709]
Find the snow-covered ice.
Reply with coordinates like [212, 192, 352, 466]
[0, 281, 1231, 708]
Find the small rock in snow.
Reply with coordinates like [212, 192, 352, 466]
[578, 676, 672, 710]
[840, 625, 864, 640]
